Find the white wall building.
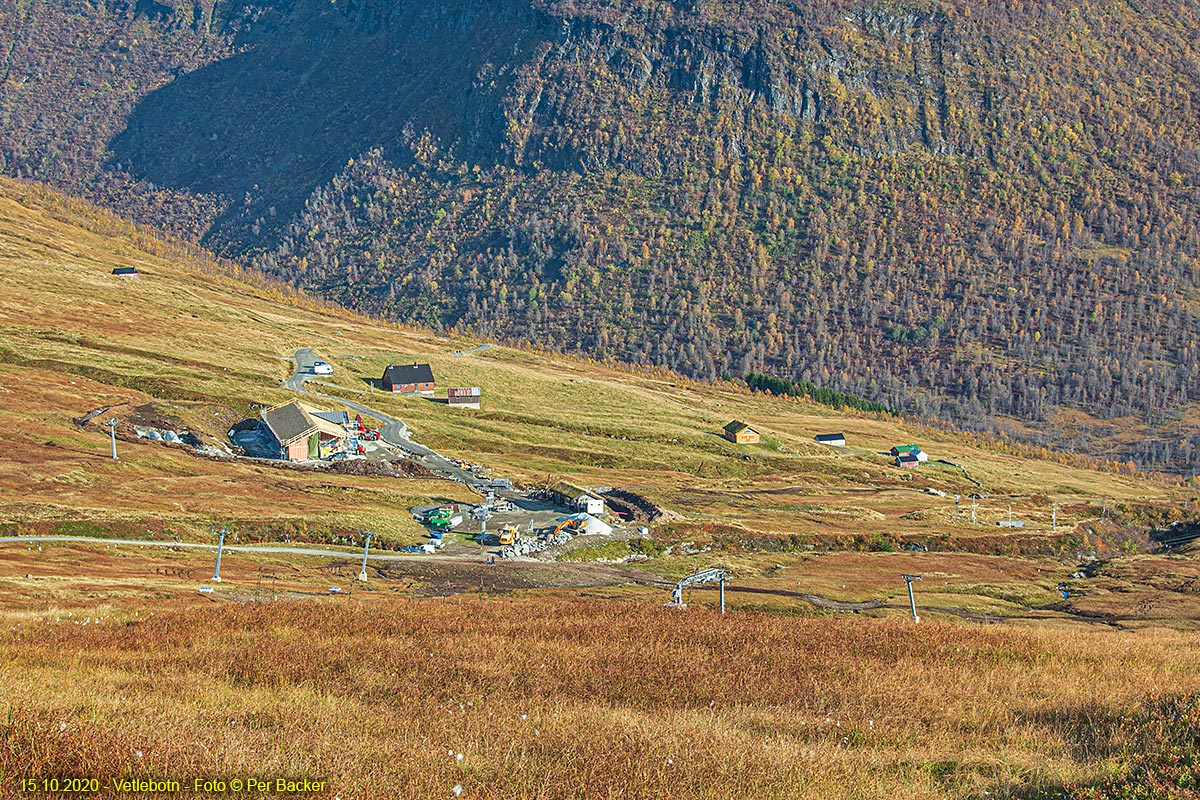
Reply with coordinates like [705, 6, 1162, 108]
[576, 493, 605, 516]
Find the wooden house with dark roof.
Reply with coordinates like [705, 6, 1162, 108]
[261, 402, 319, 462]
[260, 401, 353, 462]
[382, 363, 435, 395]
[723, 420, 760, 444]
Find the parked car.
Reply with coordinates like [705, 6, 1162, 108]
[312, 361, 333, 375]
[360, 429, 381, 441]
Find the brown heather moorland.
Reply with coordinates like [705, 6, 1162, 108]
[2, 594, 1200, 800]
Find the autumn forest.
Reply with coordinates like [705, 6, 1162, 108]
[2, 0, 1198, 472]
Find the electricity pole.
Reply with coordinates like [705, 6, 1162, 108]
[107, 418, 118, 460]
[211, 526, 228, 582]
[902, 574, 922, 623]
[358, 529, 374, 582]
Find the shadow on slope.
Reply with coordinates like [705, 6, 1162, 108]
[107, 0, 554, 251]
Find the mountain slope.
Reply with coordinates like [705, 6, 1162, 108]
[0, 177, 1192, 554]
[2, 0, 1199, 472]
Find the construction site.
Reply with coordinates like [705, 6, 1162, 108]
[406, 483, 659, 561]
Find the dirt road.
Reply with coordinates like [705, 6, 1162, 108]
[0, 535, 665, 596]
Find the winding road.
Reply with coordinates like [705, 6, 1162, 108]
[286, 348, 482, 486]
[451, 343, 494, 356]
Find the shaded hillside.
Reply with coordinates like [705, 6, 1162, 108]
[107, 0, 556, 248]
[2, 0, 1200, 473]
[0, 0, 243, 237]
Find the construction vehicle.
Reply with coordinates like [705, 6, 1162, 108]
[427, 508, 458, 530]
[430, 515, 461, 531]
[549, 516, 586, 539]
[497, 524, 519, 546]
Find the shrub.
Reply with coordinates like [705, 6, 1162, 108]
[1067, 694, 1200, 799]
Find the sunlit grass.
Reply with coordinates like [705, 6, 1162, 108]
[2, 596, 1197, 799]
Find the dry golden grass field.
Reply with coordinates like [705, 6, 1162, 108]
[3, 580, 1200, 800]
[0, 179, 1198, 798]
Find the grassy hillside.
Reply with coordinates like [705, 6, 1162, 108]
[2, 0, 1199, 472]
[0, 177, 1190, 550]
[0, 179, 1199, 799]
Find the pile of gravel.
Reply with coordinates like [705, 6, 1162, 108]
[499, 531, 573, 559]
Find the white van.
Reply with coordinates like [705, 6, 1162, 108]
[312, 361, 333, 375]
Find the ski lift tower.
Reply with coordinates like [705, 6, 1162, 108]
[107, 418, 119, 460]
[902, 574, 923, 623]
[669, 567, 733, 614]
[357, 529, 374, 582]
[210, 526, 229, 582]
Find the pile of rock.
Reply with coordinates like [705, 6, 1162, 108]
[499, 531, 572, 559]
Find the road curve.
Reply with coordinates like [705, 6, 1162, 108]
[451, 343, 494, 356]
[283, 347, 318, 392]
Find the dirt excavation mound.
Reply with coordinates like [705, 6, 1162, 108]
[330, 458, 433, 478]
[76, 401, 195, 448]
[601, 488, 671, 523]
[76, 400, 224, 446]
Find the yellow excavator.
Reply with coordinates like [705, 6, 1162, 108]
[497, 523, 520, 546]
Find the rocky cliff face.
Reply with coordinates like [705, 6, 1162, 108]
[3, 0, 1200, 472]
[3, 0, 985, 242]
